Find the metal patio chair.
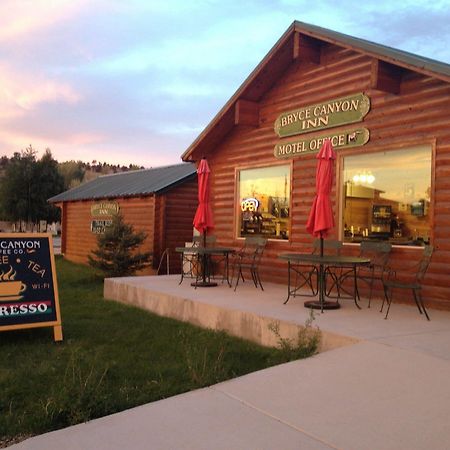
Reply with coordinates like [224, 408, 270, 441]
[232, 237, 267, 291]
[179, 235, 216, 284]
[381, 245, 433, 320]
[356, 241, 392, 308]
[282, 244, 319, 303]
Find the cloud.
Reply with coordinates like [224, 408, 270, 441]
[0, 0, 449, 171]
[0, 63, 80, 119]
[0, 0, 93, 42]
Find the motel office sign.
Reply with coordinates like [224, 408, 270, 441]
[274, 128, 370, 159]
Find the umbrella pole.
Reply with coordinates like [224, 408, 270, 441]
[202, 231, 207, 283]
[319, 232, 324, 312]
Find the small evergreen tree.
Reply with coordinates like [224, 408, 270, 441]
[88, 213, 152, 277]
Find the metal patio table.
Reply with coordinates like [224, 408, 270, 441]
[176, 246, 235, 287]
[279, 253, 371, 311]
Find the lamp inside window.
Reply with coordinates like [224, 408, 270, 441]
[352, 171, 375, 185]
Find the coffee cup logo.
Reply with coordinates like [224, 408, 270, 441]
[0, 266, 26, 301]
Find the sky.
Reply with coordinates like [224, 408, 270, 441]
[0, 0, 449, 168]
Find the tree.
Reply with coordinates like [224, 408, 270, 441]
[58, 160, 85, 190]
[0, 146, 64, 227]
[88, 213, 152, 277]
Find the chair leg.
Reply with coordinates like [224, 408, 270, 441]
[411, 287, 424, 315]
[234, 266, 243, 291]
[367, 278, 374, 308]
[254, 269, 264, 291]
[413, 289, 430, 321]
[250, 268, 258, 288]
[382, 284, 392, 319]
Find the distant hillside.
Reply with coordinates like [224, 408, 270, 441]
[0, 155, 146, 191]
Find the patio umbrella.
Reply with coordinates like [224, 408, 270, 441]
[305, 139, 337, 311]
[306, 138, 336, 255]
[192, 157, 215, 287]
[193, 157, 214, 242]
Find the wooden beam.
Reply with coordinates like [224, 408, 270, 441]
[293, 31, 300, 59]
[370, 59, 403, 94]
[294, 33, 321, 64]
[234, 99, 259, 127]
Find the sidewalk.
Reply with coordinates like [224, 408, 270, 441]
[10, 279, 450, 450]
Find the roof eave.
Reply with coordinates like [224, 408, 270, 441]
[181, 21, 297, 162]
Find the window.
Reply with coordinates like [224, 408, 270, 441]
[238, 165, 290, 240]
[342, 145, 431, 246]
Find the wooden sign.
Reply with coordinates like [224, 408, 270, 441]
[274, 128, 370, 159]
[0, 233, 63, 341]
[91, 219, 113, 234]
[274, 93, 370, 138]
[91, 201, 119, 216]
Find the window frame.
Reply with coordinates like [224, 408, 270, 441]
[234, 161, 293, 242]
[336, 139, 436, 248]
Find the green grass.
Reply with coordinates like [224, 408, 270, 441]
[0, 257, 319, 444]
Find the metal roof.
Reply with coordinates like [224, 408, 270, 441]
[49, 163, 196, 203]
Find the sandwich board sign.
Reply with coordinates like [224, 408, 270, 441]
[0, 233, 63, 341]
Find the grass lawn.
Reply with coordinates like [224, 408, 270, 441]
[0, 257, 319, 447]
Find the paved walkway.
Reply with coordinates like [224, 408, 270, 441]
[11, 278, 450, 450]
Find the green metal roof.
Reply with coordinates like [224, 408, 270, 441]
[49, 163, 196, 203]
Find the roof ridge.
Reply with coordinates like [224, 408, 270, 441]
[96, 162, 195, 179]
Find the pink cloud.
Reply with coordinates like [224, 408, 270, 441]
[0, 63, 81, 117]
[0, 0, 92, 41]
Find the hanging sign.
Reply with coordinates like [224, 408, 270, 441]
[274, 128, 370, 159]
[91, 202, 119, 216]
[0, 234, 63, 341]
[91, 201, 118, 234]
[274, 93, 370, 138]
[91, 219, 113, 234]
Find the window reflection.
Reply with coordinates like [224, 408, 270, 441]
[343, 146, 431, 245]
[238, 165, 290, 240]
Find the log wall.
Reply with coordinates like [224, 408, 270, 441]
[207, 45, 450, 309]
[60, 177, 198, 275]
[62, 197, 155, 272]
[154, 178, 198, 273]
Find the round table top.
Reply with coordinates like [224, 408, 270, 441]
[175, 246, 235, 254]
[278, 253, 370, 265]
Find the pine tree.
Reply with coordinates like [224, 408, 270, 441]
[88, 213, 152, 277]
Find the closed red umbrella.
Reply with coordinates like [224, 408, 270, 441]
[305, 139, 337, 311]
[306, 138, 336, 251]
[193, 157, 214, 239]
[192, 158, 215, 287]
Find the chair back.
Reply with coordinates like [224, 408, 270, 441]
[416, 245, 433, 282]
[359, 241, 392, 268]
[241, 237, 267, 266]
[312, 239, 342, 255]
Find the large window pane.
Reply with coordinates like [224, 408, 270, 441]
[238, 165, 290, 240]
[342, 146, 431, 246]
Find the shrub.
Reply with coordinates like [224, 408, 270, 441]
[88, 212, 152, 277]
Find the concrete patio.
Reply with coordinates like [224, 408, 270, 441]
[11, 275, 450, 450]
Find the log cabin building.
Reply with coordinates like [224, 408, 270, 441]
[181, 21, 450, 310]
[49, 163, 197, 274]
